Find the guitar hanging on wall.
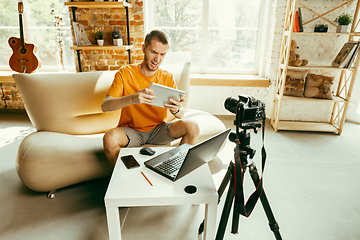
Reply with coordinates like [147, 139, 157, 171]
[8, 2, 40, 73]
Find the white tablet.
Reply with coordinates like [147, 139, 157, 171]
[147, 83, 186, 108]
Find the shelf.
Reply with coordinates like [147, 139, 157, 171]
[275, 94, 346, 103]
[280, 64, 354, 71]
[0, 72, 15, 83]
[285, 31, 360, 36]
[271, 120, 339, 133]
[66, 1, 133, 72]
[64, 2, 131, 8]
[70, 45, 133, 51]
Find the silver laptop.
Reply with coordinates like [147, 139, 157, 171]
[144, 129, 231, 181]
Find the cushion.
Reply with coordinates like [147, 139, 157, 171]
[304, 73, 334, 100]
[16, 131, 112, 192]
[284, 70, 308, 97]
[13, 71, 121, 135]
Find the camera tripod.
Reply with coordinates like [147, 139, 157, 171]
[199, 125, 282, 240]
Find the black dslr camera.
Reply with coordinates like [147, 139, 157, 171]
[224, 94, 265, 130]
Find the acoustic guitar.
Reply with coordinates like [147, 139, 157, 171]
[8, 2, 40, 73]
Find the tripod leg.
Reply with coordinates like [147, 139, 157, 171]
[217, 162, 233, 202]
[215, 177, 235, 240]
[198, 162, 234, 234]
[259, 190, 282, 240]
[249, 165, 282, 240]
[231, 206, 240, 234]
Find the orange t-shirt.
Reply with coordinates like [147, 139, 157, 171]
[106, 64, 176, 132]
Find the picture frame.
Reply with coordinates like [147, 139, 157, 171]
[73, 22, 91, 46]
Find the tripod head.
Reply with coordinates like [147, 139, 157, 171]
[229, 129, 256, 167]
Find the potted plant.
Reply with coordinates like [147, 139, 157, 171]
[334, 13, 353, 33]
[92, 27, 104, 46]
[314, 24, 328, 32]
[112, 28, 123, 46]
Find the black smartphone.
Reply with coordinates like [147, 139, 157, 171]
[121, 155, 140, 169]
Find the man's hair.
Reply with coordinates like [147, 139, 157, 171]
[144, 30, 168, 48]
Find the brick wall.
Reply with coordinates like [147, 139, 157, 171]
[0, 83, 24, 110]
[69, 0, 145, 72]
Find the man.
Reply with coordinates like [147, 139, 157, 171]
[101, 30, 199, 167]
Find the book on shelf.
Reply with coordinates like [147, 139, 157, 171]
[332, 41, 359, 68]
[344, 44, 359, 68]
[292, 11, 300, 32]
[298, 7, 303, 32]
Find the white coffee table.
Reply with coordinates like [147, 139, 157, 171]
[104, 147, 218, 240]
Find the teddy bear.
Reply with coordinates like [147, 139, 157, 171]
[288, 39, 308, 67]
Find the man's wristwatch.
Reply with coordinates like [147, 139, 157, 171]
[171, 109, 180, 115]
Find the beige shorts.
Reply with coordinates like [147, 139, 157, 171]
[121, 122, 177, 147]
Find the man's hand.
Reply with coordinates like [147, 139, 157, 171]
[133, 88, 156, 105]
[101, 88, 156, 112]
[165, 95, 184, 117]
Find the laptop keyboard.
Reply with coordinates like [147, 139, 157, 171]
[154, 151, 188, 175]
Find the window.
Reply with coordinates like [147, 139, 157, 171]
[0, 0, 75, 71]
[145, 0, 269, 75]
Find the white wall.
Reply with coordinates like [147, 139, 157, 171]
[189, 0, 360, 122]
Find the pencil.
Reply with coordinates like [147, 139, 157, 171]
[141, 171, 153, 186]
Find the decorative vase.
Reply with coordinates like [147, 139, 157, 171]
[336, 25, 348, 33]
[97, 39, 104, 46]
[113, 38, 123, 46]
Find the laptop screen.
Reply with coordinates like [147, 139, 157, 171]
[176, 128, 231, 180]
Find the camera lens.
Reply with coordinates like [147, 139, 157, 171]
[224, 97, 239, 114]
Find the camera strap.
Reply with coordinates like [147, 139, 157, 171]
[234, 118, 267, 217]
